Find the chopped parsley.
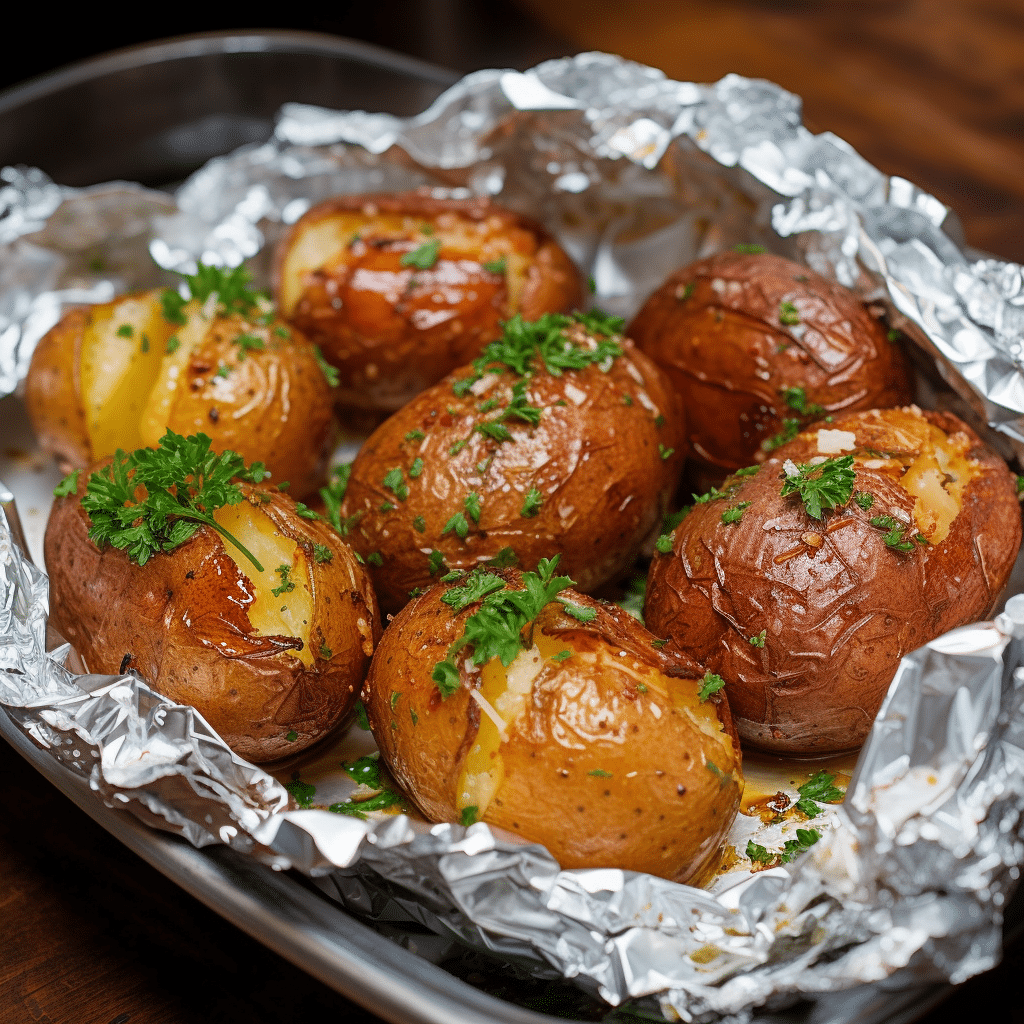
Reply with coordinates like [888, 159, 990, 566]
[408, 457, 424, 478]
[482, 257, 507, 275]
[485, 547, 519, 567]
[749, 629, 767, 648]
[520, 488, 543, 517]
[464, 493, 482, 523]
[698, 672, 726, 701]
[659, 444, 675, 461]
[431, 556, 575, 697]
[870, 514, 916, 552]
[460, 805, 479, 826]
[367, 551, 384, 567]
[53, 471, 79, 498]
[271, 564, 296, 597]
[721, 501, 751, 525]
[675, 281, 695, 302]
[285, 777, 316, 807]
[779, 300, 800, 326]
[795, 771, 844, 818]
[443, 511, 470, 539]
[413, 515, 426, 533]
[140, 333, 150, 354]
[441, 569, 507, 611]
[588, 769, 613, 778]
[319, 463, 353, 534]
[116, 324, 133, 338]
[405, 429, 426, 443]
[428, 549, 446, 575]
[319, 642, 332, 659]
[312, 543, 333, 564]
[382, 467, 409, 501]
[854, 491, 875, 510]
[475, 421, 513, 442]
[780, 386, 824, 417]
[655, 533, 674, 554]
[762, 418, 801, 452]
[165, 335, 180, 355]
[780, 455, 856, 520]
[233, 333, 265, 359]
[400, 239, 440, 270]
[558, 599, 597, 623]
[313, 346, 340, 387]
[734, 243, 766, 254]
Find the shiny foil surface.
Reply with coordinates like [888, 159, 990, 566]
[3, 52, 1024, 1021]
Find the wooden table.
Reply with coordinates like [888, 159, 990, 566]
[4, 2, 1024, 1022]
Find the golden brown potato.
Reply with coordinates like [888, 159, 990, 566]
[45, 441, 380, 763]
[364, 565, 742, 883]
[628, 251, 915, 484]
[334, 312, 685, 612]
[26, 278, 338, 498]
[645, 406, 1022, 756]
[274, 191, 584, 416]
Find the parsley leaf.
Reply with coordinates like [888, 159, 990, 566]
[81, 431, 266, 571]
[54, 471, 79, 498]
[401, 239, 440, 270]
[482, 258, 506, 275]
[443, 512, 470, 539]
[721, 501, 751, 525]
[382, 467, 409, 501]
[762, 417, 801, 452]
[779, 300, 800, 326]
[780, 455, 856, 520]
[313, 346, 340, 387]
[870, 514, 916, 552]
[698, 672, 726, 701]
[795, 770, 845, 818]
[464, 492, 482, 523]
[520, 488, 543, 517]
[319, 463, 353, 534]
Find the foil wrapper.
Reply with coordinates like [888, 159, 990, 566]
[2, 52, 1024, 1021]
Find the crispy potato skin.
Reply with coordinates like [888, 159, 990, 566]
[25, 295, 337, 498]
[645, 408, 1022, 756]
[628, 252, 914, 479]
[364, 574, 742, 883]
[274, 191, 583, 414]
[25, 307, 91, 470]
[164, 314, 337, 499]
[44, 478, 380, 763]
[339, 333, 684, 612]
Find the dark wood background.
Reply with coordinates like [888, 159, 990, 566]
[4, 2, 1024, 1022]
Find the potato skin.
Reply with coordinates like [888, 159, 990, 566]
[628, 252, 915, 480]
[162, 312, 337, 499]
[338, 326, 684, 612]
[25, 306, 89, 470]
[25, 294, 338, 498]
[645, 407, 1022, 756]
[45, 477, 380, 763]
[274, 191, 583, 415]
[364, 573, 742, 883]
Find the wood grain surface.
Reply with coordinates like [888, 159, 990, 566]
[4, 2, 1024, 1023]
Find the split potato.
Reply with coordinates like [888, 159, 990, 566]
[645, 406, 1022, 756]
[26, 282, 338, 498]
[274, 191, 583, 416]
[628, 251, 915, 484]
[335, 312, 685, 612]
[363, 565, 742, 883]
[45, 441, 380, 763]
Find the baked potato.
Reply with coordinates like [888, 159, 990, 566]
[333, 311, 685, 612]
[44, 432, 380, 763]
[363, 561, 742, 883]
[26, 266, 338, 498]
[645, 406, 1022, 756]
[274, 190, 584, 416]
[628, 251, 915, 485]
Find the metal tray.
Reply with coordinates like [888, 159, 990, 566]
[1, 30, 1015, 1024]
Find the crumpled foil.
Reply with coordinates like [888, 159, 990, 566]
[3, 52, 1024, 1022]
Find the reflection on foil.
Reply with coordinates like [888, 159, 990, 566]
[3, 52, 1024, 1021]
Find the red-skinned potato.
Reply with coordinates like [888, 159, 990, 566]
[363, 568, 742, 883]
[335, 313, 685, 612]
[45, 464, 380, 763]
[645, 406, 1022, 756]
[25, 285, 338, 498]
[274, 190, 584, 416]
[628, 251, 915, 484]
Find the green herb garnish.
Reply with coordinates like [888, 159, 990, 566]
[319, 463, 353, 534]
[721, 501, 751, 525]
[779, 301, 800, 326]
[780, 455, 856, 520]
[285, 777, 316, 808]
[271, 564, 296, 597]
[869, 514, 916, 552]
[698, 672, 726, 701]
[382, 467, 409, 501]
[482, 257, 506, 275]
[313, 346, 340, 387]
[460, 805, 479, 826]
[116, 324, 133, 338]
[81, 431, 266, 571]
[762, 418, 802, 452]
[400, 239, 441, 270]
[443, 512, 470, 539]
[795, 770, 844, 818]
[520, 488, 543, 518]
[854, 491, 875, 510]
[54, 471, 79, 498]
[749, 629, 767, 648]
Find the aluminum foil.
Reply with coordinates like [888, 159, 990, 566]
[3, 51, 1024, 1022]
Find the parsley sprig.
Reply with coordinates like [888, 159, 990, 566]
[161, 263, 266, 324]
[431, 557, 576, 697]
[795, 770, 845, 818]
[80, 431, 268, 571]
[780, 455, 856, 520]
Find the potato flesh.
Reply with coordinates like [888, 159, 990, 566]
[138, 299, 210, 448]
[212, 501, 314, 666]
[278, 212, 526, 317]
[80, 295, 173, 458]
[456, 629, 563, 817]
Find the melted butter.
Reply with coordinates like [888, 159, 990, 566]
[456, 629, 565, 817]
[899, 427, 975, 542]
[212, 501, 314, 666]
